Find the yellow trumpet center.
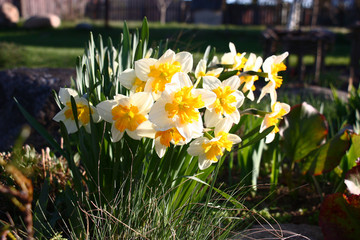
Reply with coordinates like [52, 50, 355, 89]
[271, 62, 287, 89]
[212, 86, 236, 115]
[64, 101, 93, 125]
[268, 103, 288, 133]
[134, 77, 146, 93]
[111, 104, 146, 132]
[165, 86, 204, 124]
[148, 61, 182, 93]
[202, 132, 233, 161]
[155, 127, 185, 147]
[234, 54, 247, 71]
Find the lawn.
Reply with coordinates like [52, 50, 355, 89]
[0, 20, 352, 71]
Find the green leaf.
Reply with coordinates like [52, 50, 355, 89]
[280, 102, 328, 162]
[241, 108, 271, 117]
[14, 98, 65, 156]
[238, 70, 268, 78]
[134, 39, 143, 61]
[302, 129, 352, 175]
[218, 70, 238, 80]
[186, 175, 246, 209]
[70, 96, 80, 131]
[140, 17, 149, 49]
[121, 21, 131, 69]
[239, 125, 275, 150]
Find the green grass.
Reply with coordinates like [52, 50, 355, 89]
[0, 20, 351, 70]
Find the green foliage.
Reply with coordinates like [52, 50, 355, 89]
[280, 102, 328, 163]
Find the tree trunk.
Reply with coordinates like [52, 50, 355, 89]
[311, 0, 319, 27]
[160, 6, 166, 24]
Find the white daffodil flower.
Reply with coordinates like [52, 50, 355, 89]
[187, 119, 241, 170]
[203, 75, 244, 127]
[194, 59, 223, 80]
[148, 72, 216, 142]
[221, 42, 247, 71]
[119, 68, 146, 93]
[136, 121, 187, 158]
[239, 53, 263, 101]
[53, 88, 100, 134]
[96, 92, 153, 142]
[258, 52, 289, 104]
[135, 49, 193, 100]
[260, 101, 290, 143]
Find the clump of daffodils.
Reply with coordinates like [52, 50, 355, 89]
[54, 43, 290, 170]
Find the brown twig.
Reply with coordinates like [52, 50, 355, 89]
[0, 159, 34, 240]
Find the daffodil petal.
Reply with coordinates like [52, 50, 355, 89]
[257, 81, 275, 103]
[222, 75, 240, 90]
[227, 134, 241, 144]
[136, 121, 156, 138]
[175, 51, 193, 73]
[233, 90, 245, 108]
[202, 76, 221, 90]
[187, 137, 207, 156]
[155, 138, 167, 158]
[59, 88, 78, 104]
[126, 129, 142, 140]
[204, 109, 222, 128]
[229, 42, 237, 55]
[214, 118, 233, 135]
[53, 108, 67, 122]
[96, 100, 118, 123]
[171, 72, 192, 88]
[111, 124, 124, 142]
[119, 68, 136, 90]
[148, 98, 174, 131]
[64, 119, 78, 134]
[135, 58, 157, 81]
[157, 49, 175, 65]
[198, 156, 214, 170]
[274, 52, 289, 64]
[265, 132, 275, 143]
[192, 89, 217, 107]
[195, 59, 206, 78]
[129, 92, 153, 114]
[221, 52, 234, 65]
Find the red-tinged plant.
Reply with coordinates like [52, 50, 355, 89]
[319, 161, 360, 240]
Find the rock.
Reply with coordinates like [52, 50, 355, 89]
[75, 22, 93, 30]
[23, 14, 61, 29]
[0, 68, 74, 152]
[232, 223, 323, 240]
[0, 2, 19, 27]
[193, 9, 223, 25]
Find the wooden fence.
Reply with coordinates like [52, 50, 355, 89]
[0, 0, 359, 27]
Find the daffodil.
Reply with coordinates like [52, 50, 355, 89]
[187, 119, 241, 170]
[260, 101, 290, 143]
[148, 72, 216, 142]
[96, 92, 154, 141]
[136, 121, 187, 158]
[203, 75, 244, 127]
[239, 53, 263, 101]
[258, 52, 289, 104]
[53, 88, 100, 134]
[221, 42, 247, 72]
[194, 59, 223, 80]
[135, 49, 193, 100]
[119, 68, 146, 93]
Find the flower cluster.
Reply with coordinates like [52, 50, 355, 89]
[54, 42, 290, 170]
